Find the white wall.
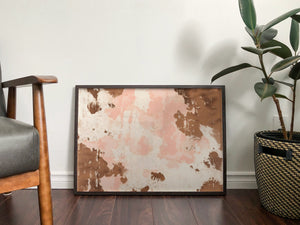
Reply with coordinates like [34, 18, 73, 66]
[0, 0, 299, 188]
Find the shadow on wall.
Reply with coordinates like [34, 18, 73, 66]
[206, 42, 276, 169]
[176, 22, 276, 169]
[175, 21, 204, 70]
[202, 40, 239, 74]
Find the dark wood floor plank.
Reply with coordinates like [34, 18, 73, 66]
[189, 196, 240, 225]
[64, 194, 116, 225]
[52, 190, 80, 225]
[151, 196, 198, 225]
[110, 196, 153, 225]
[1, 189, 299, 225]
[225, 190, 298, 225]
[0, 190, 40, 225]
[0, 193, 9, 206]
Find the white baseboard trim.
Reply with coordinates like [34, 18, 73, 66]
[227, 171, 257, 189]
[49, 171, 257, 190]
[51, 172, 73, 189]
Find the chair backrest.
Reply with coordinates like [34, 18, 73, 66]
[0, 64, 7, 117]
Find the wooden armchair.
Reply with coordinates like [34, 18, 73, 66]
[0, 74, 57, 225]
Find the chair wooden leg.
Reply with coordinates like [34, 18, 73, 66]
[33, 84, 53, 225]
[7, 87, 16, 119]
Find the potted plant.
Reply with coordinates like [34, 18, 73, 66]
[211, 0, 300, 219]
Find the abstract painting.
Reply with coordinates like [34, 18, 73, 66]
[74, 86, 226, 195]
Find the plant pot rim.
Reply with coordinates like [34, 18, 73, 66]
[255, 130, 300, 143]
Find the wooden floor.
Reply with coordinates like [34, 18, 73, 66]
[0, 189, 298, 225]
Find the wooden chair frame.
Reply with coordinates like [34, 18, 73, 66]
[0, 76, 57, 225]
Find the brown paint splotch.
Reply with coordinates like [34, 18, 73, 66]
[104, 130, 113, 136]
[120, 177, 128, 184]
[198, 178, 223, 192]
[151, 172, 165, 182]
[111, 162, 126, 177]
[97, 156, 111, 178]
[87, 88, 100, 100]
[174, 110, 202, 139]
[77, 143, 127, 192]
[77, 143, 103, 192]
[174, 88, 223, 148]
[189, 165, 200, 172]
[208, 151, 222, 171]
[203, 160, 210, 168]
[141, 186, 150, 192]
[133, 185, 149, 192]
[87, 102, 102, 114]
[104, 88, 124, 98]
[108, 103, 115, 108]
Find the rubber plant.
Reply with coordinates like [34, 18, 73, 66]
[211, 0, 300, 140]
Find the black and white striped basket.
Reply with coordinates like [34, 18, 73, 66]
[254, 131, 300, 219]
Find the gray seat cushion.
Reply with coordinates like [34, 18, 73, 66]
[0, 116, 39, 178]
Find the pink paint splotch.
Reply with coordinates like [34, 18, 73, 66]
[122, 131, 153, 156]
[137, 136, 152, 155]
[105, 89, 136, 120]
[104, 88, 199, 166]
[149, 89, 199, 166]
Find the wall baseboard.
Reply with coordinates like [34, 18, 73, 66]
[51, 172, 73, 189]
[50, 171, 257, 190]
[227, 171, 257, 189]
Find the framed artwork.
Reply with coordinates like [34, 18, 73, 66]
[74, 85, 226, 195]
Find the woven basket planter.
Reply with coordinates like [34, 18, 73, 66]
[254, 131, 300, 219]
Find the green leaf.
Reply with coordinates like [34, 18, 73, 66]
[254, 82, 277, 100]
[245, 25, 277, 45]
[242, 46, 281, 55]
[262, 8, 300, 32]
[289, 62, 300, 80]
[245, 27, 257, 43]
[211, 63, 254, 83]
[260, 28, 278, 44]
[292, 15, 300, 23]
[290, 19, 299, 52]
[238, 0, 256, 30]
[274, 93, 292, 101]
[262, 46, 282, 53]
[261, 78, 293, 88]
[273, 79, 294, 87]
[271, 56, 300, 72]
[261, 40, 292, 59]
[242, 46, 263, 55]
[262, 77, 275, 84]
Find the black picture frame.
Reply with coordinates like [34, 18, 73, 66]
[74, 85, 226, 196]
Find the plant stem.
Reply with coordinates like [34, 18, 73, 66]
[289, 80, 297, 140]
[272, 95, 288, 139]
[258, 55, 288, 139]
[258, 55, 269, 80]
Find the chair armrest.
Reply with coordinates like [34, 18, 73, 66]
[2, 76, 57, 88]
